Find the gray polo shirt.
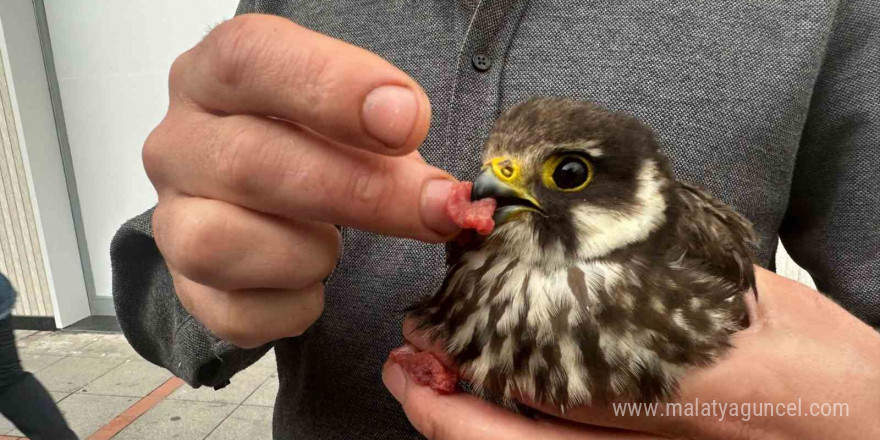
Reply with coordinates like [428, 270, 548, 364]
[111, 1, 879, 438]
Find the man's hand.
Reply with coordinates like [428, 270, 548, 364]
[144, 14, 458, 348]
[384, 267, 880, 439]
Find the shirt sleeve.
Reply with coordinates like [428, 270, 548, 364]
[111, 208, 273, 389]
[236, 0, 258, 15]
[778, 0, 880, 327]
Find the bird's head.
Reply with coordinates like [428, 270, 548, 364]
[474, 97, 674, 263]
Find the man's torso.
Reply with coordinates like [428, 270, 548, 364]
[236, 1, 841, 438]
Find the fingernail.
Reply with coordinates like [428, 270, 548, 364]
[362, 85, 419, 148]
[383, 361, 407, 403]
[420, 179, 459, 236]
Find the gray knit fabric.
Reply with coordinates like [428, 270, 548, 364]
[111, 1, 879, 438]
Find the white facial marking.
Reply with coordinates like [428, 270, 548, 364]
[571, 160, 668, 259]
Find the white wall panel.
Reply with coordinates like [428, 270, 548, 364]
[0, 43, 53, 317]
[42, 0, 239, 300]
[0, 0, 91, 327]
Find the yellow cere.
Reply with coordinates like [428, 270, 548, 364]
[489, 157, 523, 184]
[542, 154, 593, 192]
[485, 157, 543, 209]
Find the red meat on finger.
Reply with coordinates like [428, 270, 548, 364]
[445, 181, 496, 235]
[390, 345, 459, 394]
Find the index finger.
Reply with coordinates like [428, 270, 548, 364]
[172, 14, 431, 155]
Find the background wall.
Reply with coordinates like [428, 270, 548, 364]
[0, 41, 53, 318]
[0, 0, 92, 327]
[42, 0, 240, 304]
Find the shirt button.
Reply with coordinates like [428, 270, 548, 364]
[472, 53, 492, 72]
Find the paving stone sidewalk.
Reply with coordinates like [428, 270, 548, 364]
[1, 330, 278, 440]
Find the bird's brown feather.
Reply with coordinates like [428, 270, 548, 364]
[673, 182, 758, 295]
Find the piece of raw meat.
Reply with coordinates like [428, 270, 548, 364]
[445, 181, 496, 235]
[389, 346, 459, 394]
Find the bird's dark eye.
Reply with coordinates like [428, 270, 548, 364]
[553, 159, 588, 189]
[543, 154, 593, 192]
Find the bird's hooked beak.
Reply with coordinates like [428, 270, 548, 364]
[472, 157, 543, 225]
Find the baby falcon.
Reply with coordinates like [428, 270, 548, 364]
[407, 97, 757, 408]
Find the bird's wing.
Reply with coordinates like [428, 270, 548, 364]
[672, 182, 758, 293]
